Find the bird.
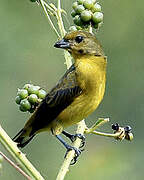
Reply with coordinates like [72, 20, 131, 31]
[13, 30, 107, 163]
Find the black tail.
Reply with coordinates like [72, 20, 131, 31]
[13, 128, 35, 148]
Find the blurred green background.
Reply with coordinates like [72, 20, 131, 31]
[0, 0, 144, 179]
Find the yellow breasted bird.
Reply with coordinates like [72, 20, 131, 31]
[13, 31, 107, 163]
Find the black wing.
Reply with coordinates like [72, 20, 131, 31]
[30, 64, 82, 135]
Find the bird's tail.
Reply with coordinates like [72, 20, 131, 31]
[13, 128, 35, 148]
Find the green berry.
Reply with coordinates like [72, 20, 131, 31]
[28, 94, 38, 104]
[78, 0, 85, 5]
[28, 85, 39, 95]
[69, 26, 77, 31]
[37, 89, 46, 99]
[91, 3, 101, 12]
[83, 0, 93, 9]
[81, 10, 92, 22]
[92, 12, 103, 23]
[20, 99, 31, 111]
[19, 104, 27, 112]
[0, 155, 3, 163]
[75, 5, 85, 14]
[17, 89, 28, 99]
[72, 2, 78, 10]
[23, 83, 32, 90]
[34, 85, 41, 90]
[71, 10, 77, 17]
[73, 15, 83, 26]
[15, 96, 21, 104]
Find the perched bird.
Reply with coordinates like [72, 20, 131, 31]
[13, 31, 107, 163]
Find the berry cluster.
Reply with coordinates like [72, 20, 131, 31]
[15, 84, 46, 113]
[112, 123, 133, 141]
[70, 0, 103, 30]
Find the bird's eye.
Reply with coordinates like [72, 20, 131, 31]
[75, 36, 84, 43]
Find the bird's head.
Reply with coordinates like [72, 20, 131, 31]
[54, 31, 104, 57]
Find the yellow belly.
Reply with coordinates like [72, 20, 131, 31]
[51, 57, 106, 134]
[57, 78, 105, 128]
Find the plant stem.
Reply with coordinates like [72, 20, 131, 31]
[0, 125, 44, 180]
[0, 151, 31, 180]
[56, 0, 73, 68]
[88, 25, 93, 33]
[57, 0, 66, 37]
[85, 118, 109, 134]
[39, 0, 60, 37]
[90, 130, 122, 138]
[64, 51, 73, 69]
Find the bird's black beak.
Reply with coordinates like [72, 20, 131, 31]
[54, 38, 70, 49]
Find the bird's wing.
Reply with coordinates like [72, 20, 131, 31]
[29, 64, 82, 134]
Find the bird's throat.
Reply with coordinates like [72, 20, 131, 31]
[75, 55, 107, 93]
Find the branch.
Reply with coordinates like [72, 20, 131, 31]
[0, 151, 31, 180]
[0, 125, 44, 180]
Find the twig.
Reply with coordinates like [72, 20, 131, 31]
[85, 118, 109, 134]
[88, 25, 93, 34]
[0, 125, 44, 180]
[39, 0, 60, 37]
[56, 0, 73, 68]
[57, 0, 66, 37]
[0, 151, 31, 180]
[90, 130, 122, 138]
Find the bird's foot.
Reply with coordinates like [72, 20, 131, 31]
[56, 135, 82, 165]
[62, 131, 85, 150]
[70, 134, 85, 150]
[64, 145, 81, 165]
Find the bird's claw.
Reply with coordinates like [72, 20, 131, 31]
[64, 145, 81, 165]
[70, 134, 86, 150]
